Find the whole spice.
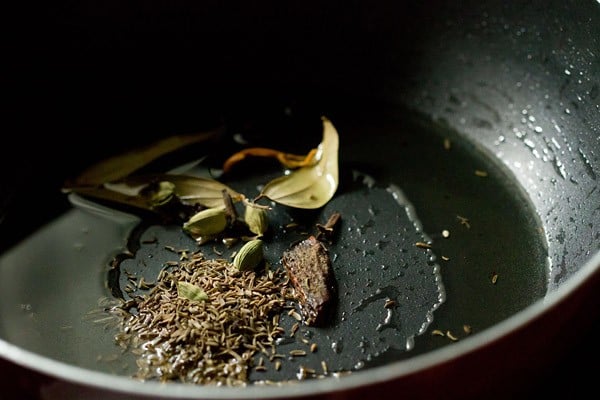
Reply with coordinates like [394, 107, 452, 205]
[244, 203, 269, 236]
[182, 207, 228, 239]
[222, 147, 318, 174]
[147, 181, 176, 207]
[176, 281, 209, 302]
[257, 117, 339, 209]
[315, 212, 341, 242]
[282, 235, 335, 326]
[73, 116, 347, 385]
[233, 239, 265, 271]
[111, 252, 289, 386]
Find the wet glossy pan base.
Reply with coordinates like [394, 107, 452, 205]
[0, 110, 547, 384]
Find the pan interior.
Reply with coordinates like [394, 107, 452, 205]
[0, 109, 548, 384]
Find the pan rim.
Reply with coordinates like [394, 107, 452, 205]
[1, 252, 598, 398]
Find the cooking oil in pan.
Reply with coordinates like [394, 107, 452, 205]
[103, 165, 444, 380]
[0, 112, 548, 381]
[335, 113, 548, 364]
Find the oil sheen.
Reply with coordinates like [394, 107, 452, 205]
[0, 112, 548, 379]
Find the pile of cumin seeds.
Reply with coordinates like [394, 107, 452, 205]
[113, 251, 291, 386]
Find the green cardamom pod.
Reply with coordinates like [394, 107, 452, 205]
[183, 207, 227, 237]
[244, 204, 269, 236]
[148, 181, 176, 207]
[177, 281, 209, 302]
[233, 239, 264, 271]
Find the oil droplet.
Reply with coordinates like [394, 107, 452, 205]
[578, 148, 597, 180]
[553, 158, 567, 179]
[331, 340, 343, 354]
[405, 336, 415, 351]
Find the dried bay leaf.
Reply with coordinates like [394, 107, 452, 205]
[148, 174, 245, 209]
[64, 116, 339, 220]
[66, 185, 157, 212]
[64, 128, 223, 188]
[67, 174, 244, 214]
[258, 116, 339, 209]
